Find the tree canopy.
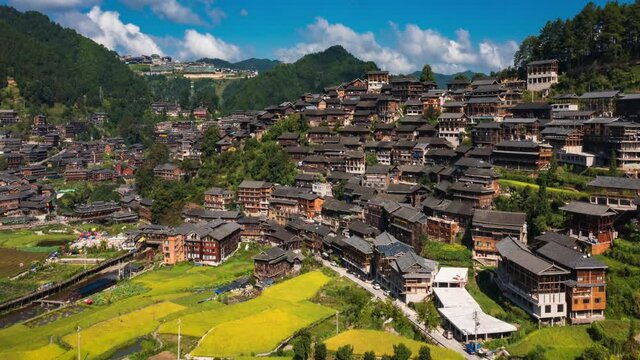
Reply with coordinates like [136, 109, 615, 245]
[419, 64, 436, 83]
[513, 1, 640, 92]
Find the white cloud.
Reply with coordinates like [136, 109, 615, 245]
[479, 40, 519, 70]
[275, 17, 414, 74]
[178, 29, 242, 61]
[276, 18, 517, 74]
[8, 0, 98, 11]
[120, 0, 202, 25]
[239, 8, 248, 17]
[59, 6, 163, 55]
[207, 8, 227, 26]
[394, 24, 517, 73]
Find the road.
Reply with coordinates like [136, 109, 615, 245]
[321, 259, 478, 360]
[33, 148, 67, 166]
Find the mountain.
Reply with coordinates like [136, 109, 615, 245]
[221, 45, 379, 111]
[0, 6, 151, 143]
[409, 70, 480, 88]
[196, 57, 281, 72]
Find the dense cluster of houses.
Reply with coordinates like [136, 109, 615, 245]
[2, 59, 640, 333]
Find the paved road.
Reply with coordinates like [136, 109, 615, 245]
[321, 259, 478, 360]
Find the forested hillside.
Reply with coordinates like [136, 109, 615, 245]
[197, 57, 281, 72]
[513, 1, 640, 92]
[221, 45, 379, 111]
[0, 6, 151, 143]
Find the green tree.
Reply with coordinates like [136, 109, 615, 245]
[419, 64, 435, 83]
[335, 345, 353, 360]
[609, 149, 618, 175]
[414, 301, 440, 331]
[453, 73, 469, 81]
[392, 343, 412, 360]
[581, 344, 608, 360]
[314, 343, 327, 360]
[0, 155, 7, 171]
[293, 339, 307, 360]
[363, 351, 376, 360]
[417, 346, 431, 360]
[201, 126, 221, 158]
[366, 152, 378, 167]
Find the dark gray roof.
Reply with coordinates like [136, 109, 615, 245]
[239, 180, 272, 189]
[496, 237, 569, 275]
[454, 157, 492, 169]
[496, 140, 539, 149]
[473, 210, 526, 228]
[392, 251, 437, 273]
[253, 246, 287, 262]
[527, 59, 558, 66]
[343, 235, 373, 254]
[534, 232, 580, 249]
[560, 201, 617, 217]
[536, 241, 606, 270]
[579, 90, 620, 99]
[588, 176, 640, 190]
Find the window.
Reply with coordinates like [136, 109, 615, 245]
[545, 305, 552, 313]
[595, 298, 601, 304]
[583, 299, 590, 304]
[558, 304, 564, 313]
[598, 286, 605, 292]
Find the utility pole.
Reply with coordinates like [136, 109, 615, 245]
[177, 318, 181, 360]
[77, 326, 81, 360]
[335, 311, 339, 335]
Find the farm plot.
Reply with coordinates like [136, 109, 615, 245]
[0, 248, 48, 278]
[0, 245, 259, 357]
[60, 301, 185, 359]
[187, 271, 333, 357]
[325, 330, 463, 360]
[0, 343, 66, 360]
[507, 325, 592, 360]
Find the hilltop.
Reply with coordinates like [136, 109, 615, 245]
[197, 57, 281, 72]
[410, 70, 481, 88]
[0, 6, 151, 143]
[221, 45, 379, 111]
[513, 1, 640, 93]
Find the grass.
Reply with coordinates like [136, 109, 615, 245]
[128, 63, 150, 72]
[189, 271, 333, 357]
[324, 329, 463, 360]
[498, 179, 589, 200]
[60, 301, 185, 359]
[421, 241, 472, 267]
[507, 325, 592, 359]
[0, 343, 66, 360]
[466, 270, 507, 318]
[598, 320, 633, 340]
[0, 263, 85, 302]
[0, 229, 75, 249]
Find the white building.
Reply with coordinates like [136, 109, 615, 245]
[527, 59, 559, 94]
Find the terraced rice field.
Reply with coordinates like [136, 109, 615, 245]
[186, 271, 334, 357]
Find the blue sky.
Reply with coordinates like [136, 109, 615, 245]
[2, 0, 626, 74]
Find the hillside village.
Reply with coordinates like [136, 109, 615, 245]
[1, 2, 640, 360]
